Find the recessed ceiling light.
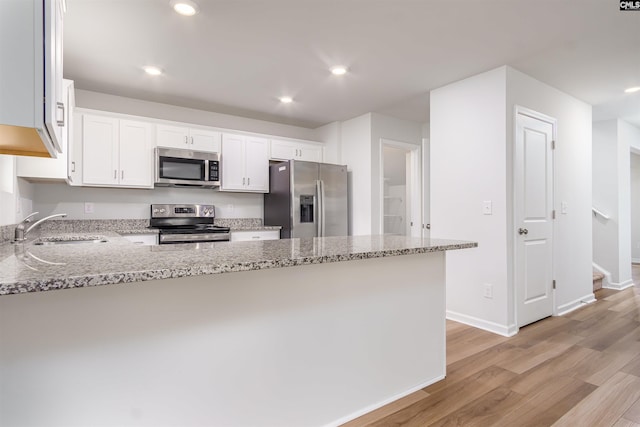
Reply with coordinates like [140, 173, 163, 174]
[331, 66, 348, 76]
[279, 96, 293, 104]
[170, 0, 199, 16]
[143, 66, 163, 76]
[625, 86, 640, 93]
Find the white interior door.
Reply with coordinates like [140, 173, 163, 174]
[515, 109, 555, 327]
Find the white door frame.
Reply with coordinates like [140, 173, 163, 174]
[422, 137, 430, 238]
[513, 105, 557, 328]
[379, 138, 422, 237]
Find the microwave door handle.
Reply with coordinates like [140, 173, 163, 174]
[320, 180, 326, 237]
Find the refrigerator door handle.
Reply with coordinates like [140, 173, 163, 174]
[316, 179, 323, 237]
[319, 179, 326, 237]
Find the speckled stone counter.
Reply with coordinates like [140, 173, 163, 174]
[0, 234, 475, 295]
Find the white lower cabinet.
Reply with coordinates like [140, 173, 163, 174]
[82, 114, 153, 188]
[221, 133, 269, 192]
[230, 230, 280, 242]
[270, 139, 323, 162]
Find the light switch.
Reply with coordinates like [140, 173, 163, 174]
[483, 200, 492, 215]
[561, 201, 568, 214]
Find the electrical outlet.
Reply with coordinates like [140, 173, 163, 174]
[482, 201, 492, 215]
[483, 284, 493, 299]
[561, 201, 568, 214]
[227, 204, 234, 213]
[84, 202, 95, 214]
[16, 199, 21, 214]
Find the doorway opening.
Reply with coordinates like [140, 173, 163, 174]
[380, 139, 421, 237]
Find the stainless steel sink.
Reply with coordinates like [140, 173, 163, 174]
[34, 239, 108, 246]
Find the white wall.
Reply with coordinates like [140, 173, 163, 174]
[340, 114, 372, 236]
[76, 90, 318, 141]
[592, 119, 636, 288]
[0, 155, 34, 226]
[506, 67, 593, 316]
[313, 121, 341, 164]
[631, 154, 640, 262]
[431, 67, 510, 332]
[31, 184, 262, 220]
[431, 66, 593, 335]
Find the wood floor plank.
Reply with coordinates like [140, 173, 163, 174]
[496, 332, 583, 374]
[428, 386, 524, 427]
[368, 366, 517, 427]
[341, 390, 430, 427]
[613, 418, 640, 427]
[575, 316, 640, 351]
[623, 397, 640, 423]
[622, 354, 640, 378]
[551, 372, 640, 427]
[423, 343, 518, 395]
[509, 345, 597, 395]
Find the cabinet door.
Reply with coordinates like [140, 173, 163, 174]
[119, 120, 153, 187]
[190, 128, 221, 152]
[82, 114, 119, 185]
[270, 140, 295, 160]
[66, 80, 81, 184]
[245, 136, 269, 192]
[157, 124, 190, 149]
[15, 78, 73, 181]
[220, 134, 246, 191]
[299, 145, 323, 162]
[43, 0, 65, 152]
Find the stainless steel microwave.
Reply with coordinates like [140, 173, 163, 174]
[155, 147, 220, 188]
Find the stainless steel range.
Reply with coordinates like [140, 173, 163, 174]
[150, 204, 230, 244]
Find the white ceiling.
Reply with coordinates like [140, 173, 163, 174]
[64, 0, 640, 129]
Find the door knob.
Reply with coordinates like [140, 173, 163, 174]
[518, 228, 529, 235]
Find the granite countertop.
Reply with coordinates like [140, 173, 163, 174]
[0, 233, 476, 296]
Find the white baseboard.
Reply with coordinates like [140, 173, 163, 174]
[603, 279, 635, 290]
[556, 293, 596, 316]
[446, 310, 518, 337]
[326, 375, 445, 427]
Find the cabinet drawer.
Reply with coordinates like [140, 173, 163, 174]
[230, 230, 280, 242]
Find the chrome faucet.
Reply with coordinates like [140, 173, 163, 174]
[14, 212, 67, 242]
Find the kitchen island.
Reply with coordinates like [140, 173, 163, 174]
[0, 234, 475, 426]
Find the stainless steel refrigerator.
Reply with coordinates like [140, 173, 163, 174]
[264, 160, 348, 238]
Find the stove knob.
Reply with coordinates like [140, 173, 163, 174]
[153, 208, 158, 214]
[160, 208, 166, 213]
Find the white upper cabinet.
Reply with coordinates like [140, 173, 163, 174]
[221, 133, 269, 193]
[17, 80, 75, 181]
[82, 114, 153, 188]
[119, 120, 153, 187]
[157, 124, 220, 152]
[0, 0, 65, 157]
[270, 139, 323, 163]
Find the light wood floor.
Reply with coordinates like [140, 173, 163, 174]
[344, 266, 640, 427]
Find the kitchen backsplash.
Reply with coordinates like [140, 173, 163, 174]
[0, 218, 267, 243]
[31, 183, 264, 220]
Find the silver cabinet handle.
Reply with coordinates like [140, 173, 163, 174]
[121, 170, 124, 180]
[56, 102, 65, 126]
[243, 177, 246, 185]
[114, 170, 117, 179]
[71, 161, 76, 173]
[518, 228, 529, 235]
[247, 177, 250, 185]
[184, 136, 188, 144]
